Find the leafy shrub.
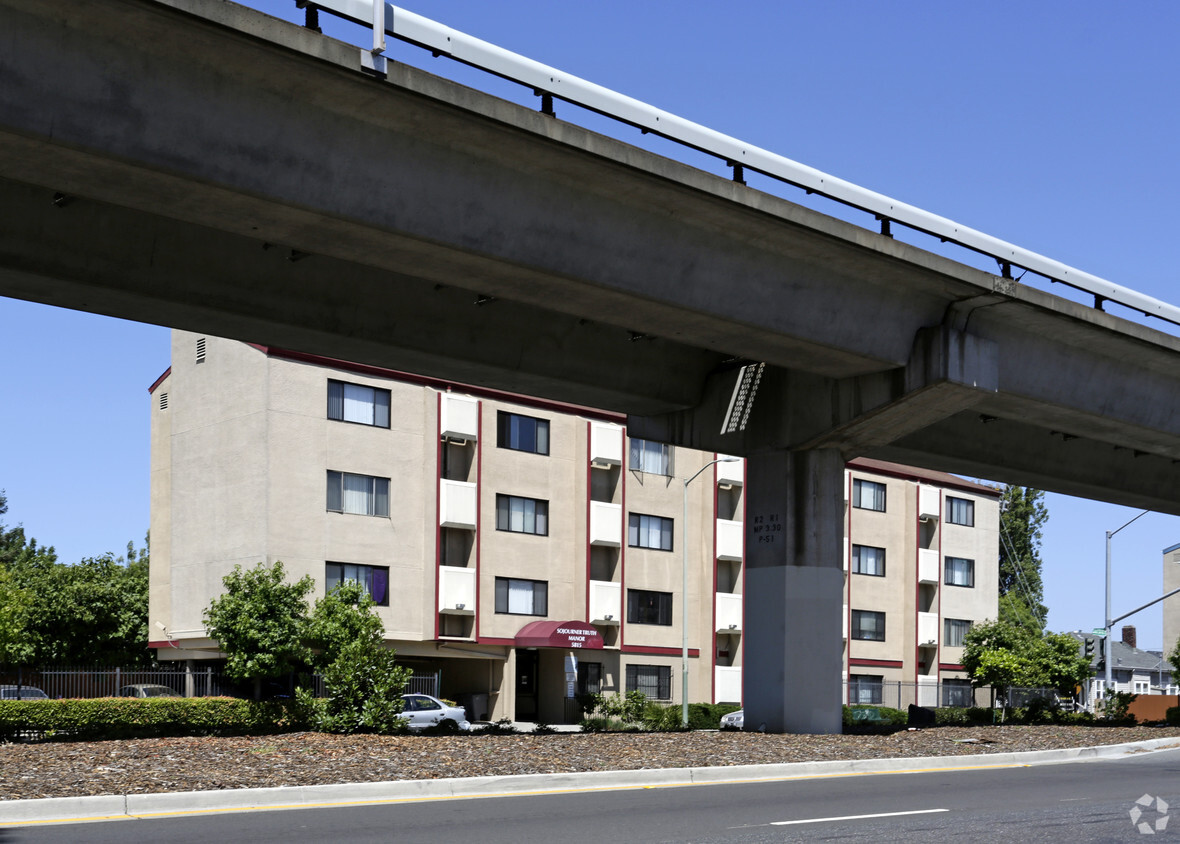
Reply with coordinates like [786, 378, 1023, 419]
[1165, 706, 1180, 726]
[689, 703, 740, 730]
[0, 697, 298, 741]
[295, 640, 411, 734]
[842, 705, 907, 734]
[1100, 691, 1137, 724]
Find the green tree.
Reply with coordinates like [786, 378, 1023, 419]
[963, 619, 1090, 706]
[304, 580, 384, 670]
[0, 567, 34, 665]
[1168, 637, 1180, 681]
[204, 561, 314, 697]
[297, 639, 412, 734]
[998, 486, 1048, 632]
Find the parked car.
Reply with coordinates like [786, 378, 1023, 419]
[0, 685, 49, 700]
[117, 684, 182, 698]
[399, 694, 471, 732]
[719, 709, 744, 730]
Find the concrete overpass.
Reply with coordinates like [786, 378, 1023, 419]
[2, 0, 1179, 732]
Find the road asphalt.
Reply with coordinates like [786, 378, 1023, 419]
[4, 735, 1179, 827]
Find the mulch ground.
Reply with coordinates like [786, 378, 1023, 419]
[3, 725, 1180, 800]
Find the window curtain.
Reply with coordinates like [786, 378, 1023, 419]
[342, 472, 371, 515]
[507, 579, 534, 614]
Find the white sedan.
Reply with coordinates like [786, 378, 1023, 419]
[720, 709, 744, 729]
[399, 694, 471, 732]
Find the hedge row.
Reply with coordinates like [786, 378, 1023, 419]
[0, 697, 301, 741]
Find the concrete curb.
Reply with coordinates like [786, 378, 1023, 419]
[5, 736, 1180, 825]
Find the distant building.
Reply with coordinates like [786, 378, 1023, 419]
[1072, 628, 1176, 707]
[149, 331, 1001, 720]
[1163, 543, 1180, 657]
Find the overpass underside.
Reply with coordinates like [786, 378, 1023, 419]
[2, 0, 1179, 732]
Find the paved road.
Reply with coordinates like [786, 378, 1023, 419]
[7, 749, 1180, 843]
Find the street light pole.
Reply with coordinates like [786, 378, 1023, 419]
[1104, 510, 1149, 704]
[683, 456, 739, 728]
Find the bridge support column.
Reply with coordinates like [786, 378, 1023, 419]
[742, 448, 845, 734]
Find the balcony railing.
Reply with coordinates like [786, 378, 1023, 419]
[590, 422, 623, 466]
[716, 518, 743, 561]
[589, 579, 621, 624]
[918, 611, 939, 647]
[918, 484, 940, 521]
[589, 501, 622, 546]
[439, 479, 477, 529]
[714, 666, 742, 704]
[918, 548, 939, 584]
[715, 592, 742, 632]
[438, 565, 476, 614]
[440, 393, 479, 441]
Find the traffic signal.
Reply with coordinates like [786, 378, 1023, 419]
[1085, 638, 1096, 659]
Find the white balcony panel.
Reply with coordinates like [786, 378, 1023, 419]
[843, 604, 849, 640]
[716, 518, 744, 561]
[917, 675, 938, 707]
[918, 484, 940, 521]
[439, 479, 477, 529]
[843, 541, 849, 572]
[589, 501, 622, 546]
[440, 394, 479, 441]
[918, 611, 939, 647]
[716, 456, 744, 486]
[590, 422, 623, 466]
[716, 592, 743, 632]
[589, 579, 621, 624]
[438, 565, 476, 614]
[918, 548, 939, 584]
[715, 666, 742, 704]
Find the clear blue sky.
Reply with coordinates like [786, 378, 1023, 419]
[2, 0, 1178, 647]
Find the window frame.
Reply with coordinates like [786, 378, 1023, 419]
[625, 664, 672, 700]
[850, 609, 886, 642]
[946, 496, 975, 527]
[326, 470, 390, 517]
[941, 678, 973, 707]
[627, 589, 674, 626]
[944, 617, 972, 647]
[493, 576, 549, 616]
[944, 556, 976, 588]
[628, 512, 674, 551]
[851, 478, 886, 512]
[496, 411, 550, 455]
[628, 438, 674, 476]
[849, 674, 883, 704]
[325, 562, 390, 607]
[576, 662, 603, 696]
[327, 379, 391, 429]
[851, 544, 886, 577]
[494, 494, 550, 536]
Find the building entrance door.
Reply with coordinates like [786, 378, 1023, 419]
[514, 650, 538, 721]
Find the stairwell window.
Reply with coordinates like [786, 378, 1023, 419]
[851, 544, 886, 577]
[628, 513, 674, 551]
[852, 479, 886, 511]
[326, 471, 390, 517]
[497, 411, 549, 455]
[629, 438, 673, 476]
[945, 556, 975, 588]
[325, 562, 389, 606]
[946, 496, 975, 526]
[328, 380, 391, 428]
[495, 494, 549, 536]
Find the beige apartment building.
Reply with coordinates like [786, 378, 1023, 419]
[149, 331, 998, 721]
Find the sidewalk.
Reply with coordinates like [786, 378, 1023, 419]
[4, 735, 1179, 826]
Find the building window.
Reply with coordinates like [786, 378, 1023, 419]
[851, 610, 885, 641]
[494, 577, 548, 616]
[495, 494, 549, 535]
[327, 380, 391, 428]
[497, 411, 549, 455]
[577, 662, 602, 696]
[325, 562, 389, 606]
[944, 618, 972, 647]
[629, 438, 673, 476]
[852, 479, 886, 512]
[851, 544, 885, 577]
[627, 589, 673, 626]
[626, 664, 672, 700]
[946, 496, 975, 526]
[628, 513, 674, 551]
[1134, 679, 1150, 695]
[849, 674, 883, 704]
[942, 678, 973, 707]
[326, 471, 390, 517]
[945, 556, 975, 588]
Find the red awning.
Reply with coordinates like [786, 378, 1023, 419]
[515, 620, 604, 649]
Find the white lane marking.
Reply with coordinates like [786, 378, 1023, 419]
[771, 808, 949, 826]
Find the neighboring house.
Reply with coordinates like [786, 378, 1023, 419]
[1071, 628, 1177, 708]
[149, 331, 1000, 721]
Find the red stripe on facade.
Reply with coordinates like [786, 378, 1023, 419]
[433, 392, 442, 642]
[849, 657, 904, 668]
[147, 366, 171, 394]
[474, 403, 483, 637]
[939, 663, 965, 671]
[622, 645, 701, 658]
